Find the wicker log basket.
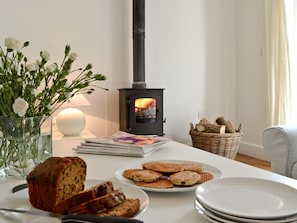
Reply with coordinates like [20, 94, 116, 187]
[189, 117, 243, 159]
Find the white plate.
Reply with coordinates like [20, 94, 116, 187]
[194, 199, 234, 223]
[115, 159, 222, 192]
[198, 199, 297, 223]
[0, 179, 149, 223]
[196, 177, 297, 219]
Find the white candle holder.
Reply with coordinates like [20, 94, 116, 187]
[55, 94, 90, 136]
[56, 107, 86, 136]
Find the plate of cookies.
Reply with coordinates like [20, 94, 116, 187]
[115, 160, 222, 192]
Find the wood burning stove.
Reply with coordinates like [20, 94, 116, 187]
[119, 88, 164, 135]
[119, 0, 165, 135]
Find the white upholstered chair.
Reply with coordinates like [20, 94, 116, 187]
[263, 125, 297, 179]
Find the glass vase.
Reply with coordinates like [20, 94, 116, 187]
[0, 116, 52, 179]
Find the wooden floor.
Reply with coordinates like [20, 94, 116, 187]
[235, 153, 271, 171]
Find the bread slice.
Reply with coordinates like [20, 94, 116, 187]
[68, 189, 126, 214]
[53, 181, 114, 214]
[97, 198, 140, 217]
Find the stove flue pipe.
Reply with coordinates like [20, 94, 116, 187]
[132, 0, 146, 89]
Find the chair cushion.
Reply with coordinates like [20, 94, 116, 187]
[263, 125, 297, 179]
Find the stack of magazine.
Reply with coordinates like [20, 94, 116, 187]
[73, 131, 169, 157]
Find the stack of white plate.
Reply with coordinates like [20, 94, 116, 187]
[194, 177, 297, 223]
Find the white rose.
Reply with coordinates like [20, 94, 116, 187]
[69, 52, 78, 61]
[41, 50, 50, 61]
[26, 62, 38, 72]
[12, 97, 29, 117]
[36, 59, 42, 66]
[0, 84, 3, 89]
[46, 63, 57, 73]
[4, 37, 22, 51]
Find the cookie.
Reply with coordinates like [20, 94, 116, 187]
[142, 161, 184, 173]
[122, 169, 143, 179]
[181, 162, 205, 173]
[169, 171, 201, 186]
[131, 169, 163, 182]
[196, 172, 214, 184]
[136, 179, 174, 188]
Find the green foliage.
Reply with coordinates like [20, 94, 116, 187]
[0, 37, 106, 118]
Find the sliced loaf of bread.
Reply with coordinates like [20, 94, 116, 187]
[53, 181, 114, 214]
[68, 189, 126, 214]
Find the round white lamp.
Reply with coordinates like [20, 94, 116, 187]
[56, 107, 86, 136]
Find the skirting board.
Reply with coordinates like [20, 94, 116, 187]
[185, 140, 271, 162]
[238, 141, 271, 162]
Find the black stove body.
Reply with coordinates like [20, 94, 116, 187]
[119, 88, 164, 135]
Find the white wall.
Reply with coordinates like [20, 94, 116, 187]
[146, 0, 238, 143]
[0, 0, 270, 160]
[237, 0, 270, 160]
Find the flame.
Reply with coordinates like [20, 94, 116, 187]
[135, 98, 156, 112]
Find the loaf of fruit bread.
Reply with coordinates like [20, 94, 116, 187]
[26, 156, 87, 212]
[53, 181, 114, 214]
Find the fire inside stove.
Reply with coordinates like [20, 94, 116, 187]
[135, 98, 156, 123]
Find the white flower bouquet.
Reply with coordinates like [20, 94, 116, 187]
[0, 37, 106, 118]
[0, 37, 106, 178]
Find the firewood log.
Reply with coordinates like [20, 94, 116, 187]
[203, 124, 226, 134]
[195, 124, 206, 132]
[215, 117, 235, 133]
[199, 118, 212, 125]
